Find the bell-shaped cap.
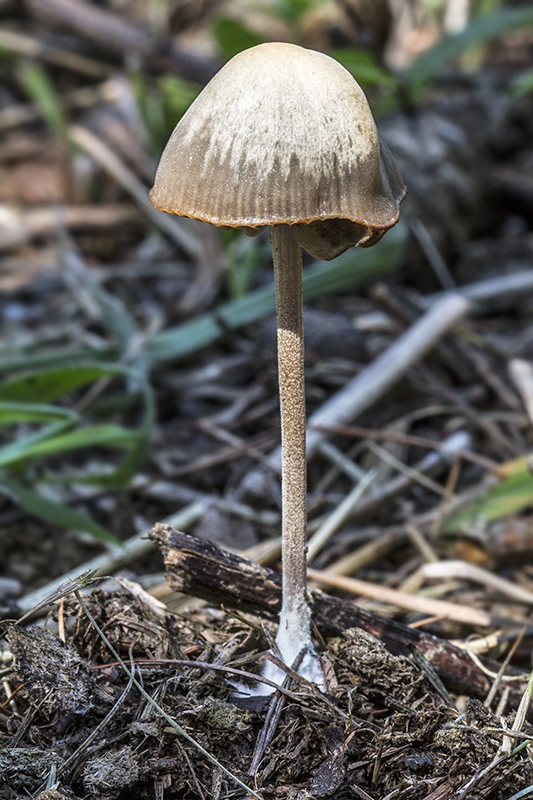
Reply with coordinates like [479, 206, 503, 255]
[150, 42, 405, 260]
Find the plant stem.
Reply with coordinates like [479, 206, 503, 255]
[271, 225, 307, 625]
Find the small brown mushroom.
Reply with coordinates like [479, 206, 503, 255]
[150, 42, 405, 688]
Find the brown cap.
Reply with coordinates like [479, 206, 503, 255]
[150, 42, 405, 260]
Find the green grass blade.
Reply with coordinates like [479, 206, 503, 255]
[0, 365, 155, 485]
[0, 402, 77, 426]
[157, 74, 201, 124]
[510, 69, 533, 98]
[12, 423, 141, 462]
[328, 47, 399, 89]
[0, 364, 126, 404]
[146, 221, 407, 364]
[0, 475, 120, 544]
[407, 7, 533, 93]
[60, 243, 140, 355]
[0, 348, 118, 378]
[0, 421, 140, 470]
[0, 424, 75, 468]
[18, 61, 68, 140]
[445, 456, 533, 532]
[0, 402, 79, 469]
[212, 16, 264, 60]
[66, 369, 156, 488]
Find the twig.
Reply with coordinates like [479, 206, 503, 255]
[421, 561, 533, 607]
[13, 570, 98, 627]
[306, 468, 379, 562]
[316, 431, 475, 534]
[74, 590, 264, 800]
[408, 644, 457, 709]
[305, 293, 470, 457]
[423, 270, 533, 310]
[174, 429, 277, 476]
[429, 448, 463, 542]
[319, 525, 407, 577]
[0, 204, 140, 253]
[7, 705, 39, 749]
[306, 568, 491, 627]
[316, 439, 366, 483]
[410, 218, 456, 290]
[11, 499, 210, 619]
[509, 359, 533, 424]
[460, 336, 522, 412]
[454, 753, 508, 800]
[0, 28, 109, 78]
[462, 642, 525, 683]
[405, 523, 439, 563]
[26, 0, 219, 84]
[239, 293, 470, 498]
[91, 658, 313, 705]
[365, 440, 452, 497]
[149, 525, 528, 704]
[310, 425, 494, 471]
[485, 622, 529, 710]
[69, 125, 200, 259]
[247, 649, 306, 777]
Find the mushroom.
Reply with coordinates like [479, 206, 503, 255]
[150, 42, 405, 689]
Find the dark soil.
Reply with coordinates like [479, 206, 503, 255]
[3, 591, 533, 800]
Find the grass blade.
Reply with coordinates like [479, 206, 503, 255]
[445, 456, 533, 532]
[146, 221, 407, 364]
[0, 364, 126, 404]
[0, 402, 77, 426]
[0, 348, 118, 378]
[0, 475, 119, 544]
[9, 423, 141, 462]
[407, 7, 533, 94]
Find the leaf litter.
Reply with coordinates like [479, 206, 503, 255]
[4, 586, 533, 800]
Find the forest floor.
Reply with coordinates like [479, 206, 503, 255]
[1, 1, 533, 798]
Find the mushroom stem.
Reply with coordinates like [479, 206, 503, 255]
[271, 224, 307, 620]
[270, 225, 323, 684]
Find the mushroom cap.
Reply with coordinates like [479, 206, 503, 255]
[150, 42, 405, 259]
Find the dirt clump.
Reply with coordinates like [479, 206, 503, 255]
[1, 591, 533, 799]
